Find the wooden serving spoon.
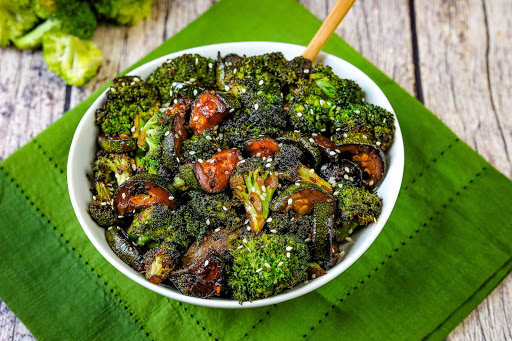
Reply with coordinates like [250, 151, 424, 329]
[302, 0, 357, 62]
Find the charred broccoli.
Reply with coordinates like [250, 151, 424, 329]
[181, 128, 227, 163]
[147, 54, 217, 104]
[267, 212, 314, 241]
[143, 242, 180, 284]
[42, 32, 103, 86]
[186, 191, 242, 232]
[95, 76, 159, 137]
[229, 157, 279, 234]
[286, 64, 364, 134]
[331, 103, 395, 151]
[14, 0, 97, 49]
[227, 233, 309, 301]
[335, 183, 382, 240]
[91, 0, 154, 26]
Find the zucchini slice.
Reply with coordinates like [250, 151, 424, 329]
[271, 182, 334, 216]
[277, 131, 322, 168]
[162, 114, 188, 171]
[312, 201, 335, 269]
[98, 133, 137, 153]
[105, 226, 143, 271]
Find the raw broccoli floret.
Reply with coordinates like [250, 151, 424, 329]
[0, 0, 39, 47]
[91, 0, 154, 26]
[95, 75, 159, 136]
[180, 128, 227, 163]
[229, 157, 279, 234]
[137, 111, 168, 174]
[335, 183, 382, 234]
[286, 64, 364, 134]
[147, 54, 217, 103]
[42, 32, 103, 86]
[331, 103, 395, 151]
[227, 233, 309, 302]
[14, 0, 97, 49]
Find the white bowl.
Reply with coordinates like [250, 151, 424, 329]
[68, 42, 404, 308]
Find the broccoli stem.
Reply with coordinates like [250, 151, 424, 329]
[14, 19, 60, 49]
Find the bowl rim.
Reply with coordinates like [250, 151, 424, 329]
[67, 41, 404, 308]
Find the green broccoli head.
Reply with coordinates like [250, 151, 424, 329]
[335, 183, 382, 230]
[180, 129, 227, 163]
[147, 54, 217, 103]
[42, 32, 103, 86]
[279, 56, 313, 84]
[0, 0, 39, 47]
[219, 120, 281, 150]
[95, 76, 159, 137]
[92, 0, 153, 26]
[128, 204, 191, 247]
[286, 64, 365, 134]
[137, 111, 168, 174]
[14, 0, 97, 49]
[331, 103, 395, 151]
[227, 233, 309, 302]
[92, 151, 135, 187]
[267, 212, 313, 241]
[186, 191, 242, 232]
[229, 157, 279, 234]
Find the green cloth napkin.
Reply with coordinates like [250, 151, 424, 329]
[1, 0, 511, 340]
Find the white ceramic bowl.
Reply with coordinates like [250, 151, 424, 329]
[68, 42, 404, 308]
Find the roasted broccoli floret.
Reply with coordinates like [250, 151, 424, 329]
[0, 0, 39, 47]
[267, 212, 314, 241]
[128, 204, 191, 247]
[186, 191, 242, 232]
[279, 56, 313, 85]
[286, 64, 364, 134]
[229, 157, 279, 234]
[91, 0, 154, 26]
[137, 111, 168, 174]
[42, 32, 103, 86]
[227, 233, 309, 301]
[219, 120, 281, 150]
[143, 242, 180, 284]
[95, 76, 159, 137]
[181, 128, 227, 163]
[335, 183, 382, 240]
[92, 151, 135, 187]
[88, 179, 118, 227]
[147, 54, 217, 104]
[331, 103, 395, 151]
[14, 0, 96, 49]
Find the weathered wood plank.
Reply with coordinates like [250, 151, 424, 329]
[414, 0, 512, 340]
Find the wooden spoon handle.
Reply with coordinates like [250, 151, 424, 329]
[302, 0, 356, 62]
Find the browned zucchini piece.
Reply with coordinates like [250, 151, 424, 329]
[193, 149, 239, 193]
[97, 133, 137, 153]
[335, 143, 385, 190]
[114, 173, 176, 215]
[162, 114, 188, 170]
[245, 137, 280, 158]
[143, 242, 180, 284]
[307, 262, 327, 279]
[105, 226, 143, 271]
[271, 182, 334, 216]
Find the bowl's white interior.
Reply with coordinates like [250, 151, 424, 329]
[67, 42, 404, 308]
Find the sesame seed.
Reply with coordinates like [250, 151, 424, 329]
[222, 206, 228, 211]
[278, 262, 284, 266]
[363, 135, 368, 139]
[208, 63, 213, 68]
[204, 260, 209, 266]
[310, 109, 314, 115]
[214, 228, 221, 232]
[309, 138, 315, 143]
[338, 183, 343, 188]
[304, 238, 311, 243]
[374, 218, 378, 224]
[311, 133, 318, 137]
[346, 237, 354, 243]
[297, 112, 302, 117]
[295, 182, 300, 186]
[266, 163, 272, 168]
[118, 215, 124, 219]
[225, 85, 230, 91]
[264, 263, 271, 269]
[344, 174, 349, 180]
[304, 280, 309, 284]
[174, 134, 179, 139]
[122, 193, 126, 199]
[254, 103, 259, 110]
[376, 141, 382, 146]
[328, 177, 335, 183]
[217, 148, 222, 152]
[288, 198, 293, 205]
[131, 126, 136, 132]
[354, 110, 360, 114]
[190, 78, 196, 82]
[205, 135, 212, 141]
[270, 229, 277, 234]
[173, 99, 178, 104]
[304, 69, 310, 74]
[262, 185, 266, 191]
[329, 151, 336, 156]
[266, 217, 272, 223]
[343, 133, 348, 138]
[189, 151, 196, 155]
[131, 164, 136, 171]
[259, 80, 264, 85]
[206, 219, 210, 225]
[311, 274, 317, 279]
[344, 167, 350, 173]
[101, 202, 107, 206]
[168, 196, 174, 200]
[369, 180, 374, 186]
[327, 101, 331, 106]
[237, 245, 243, 250]
[286, 252, 290, 258]
[241, 88, 246, 93]
[310, 168, 315, 173]
[286, 246, 293, 251]
[164, 130, 170, 136]
[193, 89, 198, 96]
[333, 191, 339, 196]
[197, 159, 203, 163]
[229, 108, 235, 113]
[92, 195, 96, 200]
[348, 229, 353, 234]
[321, 128, 326, 132]
[319, 99, 325, 106]
[256, 268, 263, 273]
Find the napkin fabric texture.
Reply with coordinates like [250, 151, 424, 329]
[1, 0, 511, 340]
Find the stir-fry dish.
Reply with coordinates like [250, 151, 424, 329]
[89, 52, 395, 302]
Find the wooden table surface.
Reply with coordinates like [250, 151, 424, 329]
[1, 0, 511, 340]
